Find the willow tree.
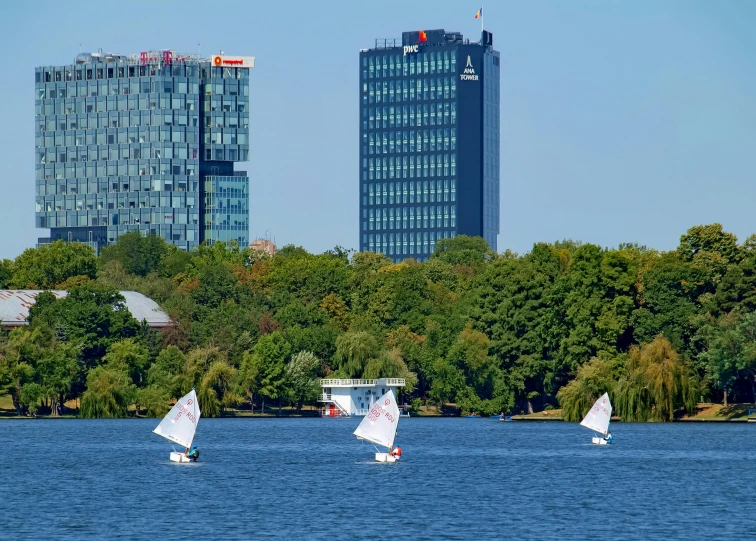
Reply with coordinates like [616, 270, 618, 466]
[199, 360, 239, 417]
[334, 331, 377, 378]
[556, 355, 617, 422]
[80, 365, 135, 418]
[614, 336, 699, 421]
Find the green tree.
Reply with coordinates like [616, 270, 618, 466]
[614, 336, 699, 422]
[28, 284, 141, 374]
[80, 365, 136, 418]
[432, 235, 492, 266]
[10, 240, 97, 289]
[200, 361, 239, 417]
[102, 339, 150, 386]
[698, 311, 756, 404]
[334, 331, 377, 377]
[286, 351, 321, 413]
[147, 345, 186, 400]
[239, 349, 263, 412]
[0, 328, 44, 415]
[0, 259, 12, 289]
[246, 332, 291, 412]
[557, 355, 619, 422]
[36, 341, 81, 415]
[428, 358, 465, 408]
[99, 231, 169, 277]
[678, 223, 741, 283]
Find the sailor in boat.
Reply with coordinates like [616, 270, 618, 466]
[185, 444, 200, 461]
[389, 445, 402, 459]
[603, 432, 613, 444]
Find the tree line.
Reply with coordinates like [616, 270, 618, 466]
[1, 223, 754, 420]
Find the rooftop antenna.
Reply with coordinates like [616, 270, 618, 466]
[79, 43, 82, 53]
[197, 42, 200, 58]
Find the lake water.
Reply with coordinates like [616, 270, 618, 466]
[1, 418, 754, 540]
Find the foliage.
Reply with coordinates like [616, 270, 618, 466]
[614, 337, 699, 422]
[80, 365, 136, 418]
[3, 224, 756, 418]
[99, 231, 170, 277]
[10, 240, 97, 289]
[557, 356, 619, 422]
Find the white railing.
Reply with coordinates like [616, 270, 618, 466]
[318, 393, 332, 402]
[318, 378, 406, 387]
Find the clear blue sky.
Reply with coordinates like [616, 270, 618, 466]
[1, 0, 754, 260]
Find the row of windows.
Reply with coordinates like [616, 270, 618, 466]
[362, 51, 457, 79]
[362, 154, 457, 181]
[364, 77, 457, 105]
[203, 177, 249, 196]
[37, 128, 247, 151]
[37, 95, 197, 116]
[37, 110, 247, 133]
[37, 79, 200, 99]
[363, 179, 456, 205]
[35, 177, 198, 197]
[364, 230, 456, 258]
[204, 229, 248, 246]
[35, 92, 249, 116]
[37, 63, 248, 83]
[36, 146, 247, 181]
[37, 156, 199, 178]
[202, 196, 247, 211]
[36, 78, 247, 100]
[37, 208, 200, 229]
[364, 128, 457, 155]
[363, 102, 457, 131]
[37, 130, 199, 151]
[37, 192, 197, 212]
[364, 205, 457, 231]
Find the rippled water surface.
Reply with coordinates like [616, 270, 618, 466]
[1, 418, 754, 540]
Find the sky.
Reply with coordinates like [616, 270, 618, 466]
[0, 0, 754, 260]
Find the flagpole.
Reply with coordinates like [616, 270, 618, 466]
[481, 6, 484, 35]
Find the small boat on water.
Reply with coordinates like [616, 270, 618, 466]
[153, 388, 202, 463]
[465, 412, 481, 418]
[354, 389, 402, 463]
[580, 392, 613, 445]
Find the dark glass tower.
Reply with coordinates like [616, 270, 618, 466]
[34, 50, 253, 252]
[359, 29, 500, 262]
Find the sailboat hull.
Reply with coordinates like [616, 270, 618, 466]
[170, 452, 194, 463]
[375, 452, 398, 463]
[591, 437, 609, 445]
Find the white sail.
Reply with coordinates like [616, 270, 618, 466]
[354, 389, 400, 450]
[580, 392, 612, 435]
[153, 389, 201, 449]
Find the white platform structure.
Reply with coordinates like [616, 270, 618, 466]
[319, 378, 406, 417]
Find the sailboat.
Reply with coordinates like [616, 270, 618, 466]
[580, 392, 612, 445]
[354, 389, 401, 463]
[153, 388, 202, 463]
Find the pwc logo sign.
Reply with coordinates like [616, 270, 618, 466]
[403, 30, 428, 56]
[211, 55, 256, 68]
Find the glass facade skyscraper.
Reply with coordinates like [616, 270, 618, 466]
[359, 29, 500, 262]
[34, 50, 253, 252]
